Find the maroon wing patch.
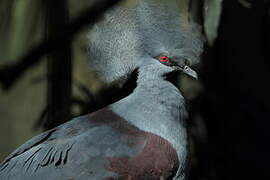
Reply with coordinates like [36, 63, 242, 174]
[88, 108, 179, 180]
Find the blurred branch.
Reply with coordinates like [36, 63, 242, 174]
[44, 0, 72, 130]
[203, 0, 223, 45]
[0, 0, 15, 59]
[0, 0, 122, 90]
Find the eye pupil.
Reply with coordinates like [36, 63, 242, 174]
[160, 56, 169, 62]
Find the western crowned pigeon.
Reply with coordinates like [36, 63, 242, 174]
[0, 0, 204, 179]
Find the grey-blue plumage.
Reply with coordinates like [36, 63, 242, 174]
[0, 0, 204, 179]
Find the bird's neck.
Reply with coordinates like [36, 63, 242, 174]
[110, 65, 188, 168]
[111, 64, 187, 124]
[134, 66, 187, 125]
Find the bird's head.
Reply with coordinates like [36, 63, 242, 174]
[87, 0, 204, 85]
[145, 51, 198, 79]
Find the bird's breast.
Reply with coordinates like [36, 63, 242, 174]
[88, 108, 179, 179]
[106, 132, 179, 180]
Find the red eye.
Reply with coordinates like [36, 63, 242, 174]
[159, 56, 170, 62]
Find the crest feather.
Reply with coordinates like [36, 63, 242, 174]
[87, 0, 204, 83]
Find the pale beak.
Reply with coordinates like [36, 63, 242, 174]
[174, 65, 198, 79]
[182, 65, 198, 79]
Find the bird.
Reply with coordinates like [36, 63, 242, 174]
[0, 0, 204, 179]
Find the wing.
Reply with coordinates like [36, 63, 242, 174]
[0, 108, 179, 180]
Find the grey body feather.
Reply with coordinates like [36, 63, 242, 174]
[0, 61, 189, 180]
[0, 116, 140, 180]
[0, 0, 204, 179]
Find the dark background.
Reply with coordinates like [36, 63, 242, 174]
[0, 0, 269, 179]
